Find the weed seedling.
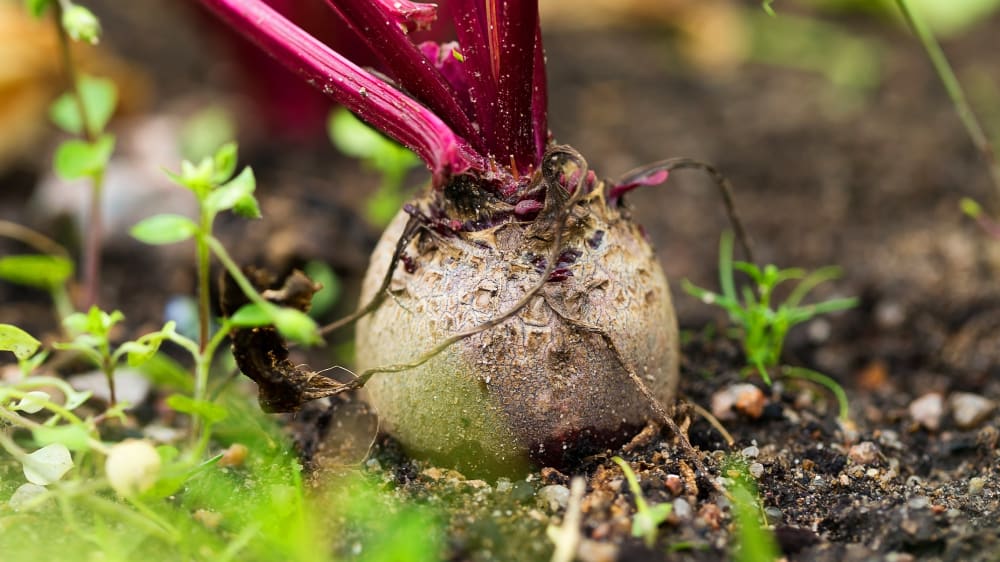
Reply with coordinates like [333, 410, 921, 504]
[612, 456, 673, 549]
[723, 456, 781, 562]
[684, 231, 857, 418]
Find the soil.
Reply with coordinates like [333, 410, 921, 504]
[1, 2, 999, 561]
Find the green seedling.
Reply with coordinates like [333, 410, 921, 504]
[132, 142, 320, 347]
[684, 231, 857, 384]
[28, 0, 119, 309]
[612, 456, 673, 549]
[684, 231, 856, 420]
[723, 457, 781, 562]
[328, 108, 421, 226]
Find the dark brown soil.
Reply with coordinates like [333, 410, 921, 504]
[1, 2, 999, 561]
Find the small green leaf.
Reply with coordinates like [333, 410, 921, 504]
[156, 445, 180, 464]
[960, 197, 983, 219]
[228, 303, 273, 327]
[61, 3, 101, 44]
[212, 142, 238, 184]
[25, 0, 53, 18]
[32, 425, 92, 451]
[131, 214, 198, 245]
[86, 306, 123, 335]
[49, 76, 117, 136]
[0, 324, 41, 360]
[117, 341, 157, 367]
[13, 391, 50, 414]
[62, 311, 90, 335]
[166, 395, 228, 424]
[204, 167, 256, 215]
[232, 194, 262, 219]
[273, 308, 321, 346]
[22, 443, 73, 485]
[329, 109, 391, 160]
[53, 134, 115, 179]
[0, 254, 74, 290]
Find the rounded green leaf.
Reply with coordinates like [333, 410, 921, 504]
[273, 308, 321, 346]
[14, 391, 50, 414]
[53, 134, 115, 179]
[22, 443, 73, 485]
[0, 324, 41, 360]
[61, 4, 101, 44]
[205, 167, 256, 215]
[49, 76, 117, 136]
[0, 254, 74, 290]
[131, 214, 198, 245]
[31, 425, 92, 452]
[228, 303, 273, 327]
[212, 142, 239, 184]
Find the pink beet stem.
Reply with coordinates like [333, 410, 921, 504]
[200, 0, 484, 180]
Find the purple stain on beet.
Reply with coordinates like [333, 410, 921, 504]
[401, 254, 417, 274]
[514, 199, 544, 218]
[587, 230, 605, 249]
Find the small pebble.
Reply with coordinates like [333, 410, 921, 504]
[193, 509, 223, 529]
[538, 485, 570, 511]
[741, 445, 759, 459]
[70, 369, 151, 406]
[764, 506, 783, 525]
[949, 392, 996, 429]
[909, 393, 944, 431]
[495, 478, 513, 493]
[968, 477, 986, 496]
[664, 474, 684, 496]
[711, 383, 767, 421]
[218, 443, 249, 468]
[749, 463, 765, 479]
[672, 498, 692, 520]
[848, 441, 880, 465]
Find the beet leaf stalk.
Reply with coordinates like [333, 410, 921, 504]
[199, 0, 552, 191]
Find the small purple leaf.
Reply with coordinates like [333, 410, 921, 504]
[608, 169, 670, 201]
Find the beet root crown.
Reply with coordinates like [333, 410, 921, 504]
[198, 0, 670, 203]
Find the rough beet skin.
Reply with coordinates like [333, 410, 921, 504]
[357, 165, 679, 475]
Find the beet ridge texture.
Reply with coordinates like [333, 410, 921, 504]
[356, 174, 679, 475]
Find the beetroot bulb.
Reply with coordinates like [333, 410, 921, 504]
[202, 0, 685, 475]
